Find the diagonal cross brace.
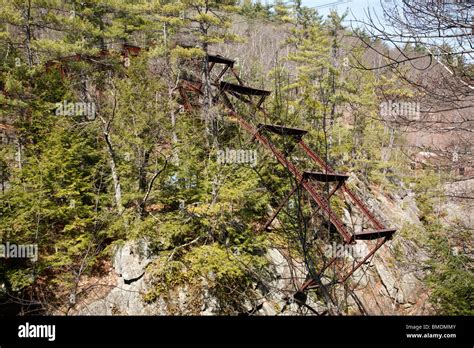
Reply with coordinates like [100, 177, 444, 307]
[298, 140, 386, 230]
[261, 183, 300, 232]
[233, 113, 353, 244]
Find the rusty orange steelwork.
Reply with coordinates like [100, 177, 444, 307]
[41, 44, 398, 303]
[178, 52, 397, 298]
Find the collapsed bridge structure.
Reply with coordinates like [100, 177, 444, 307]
[178, 53, 397, 310]
[45, 46, 397, 314]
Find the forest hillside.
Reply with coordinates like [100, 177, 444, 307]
[0, 0, 472, 316]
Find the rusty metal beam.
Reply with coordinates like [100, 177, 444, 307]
[181, 80, 203, 95]
[228, 90, 252, 104]
[178, 87, 193, 111]
[177, 52, 397, 293]
[261, 183, 300, 232]
[306, 180, 345, 223]
[259, 123, 308, 137]
[208, 54, 235, 67]
[303, 171, 349, 183]
[208, 61, 215, 74]
[220, 92, 235, 111]
[230, 67, 245, 86]
[214, 65, 229, 84]
[232, 112, 353, 244]
[256, 95, 267, 109]
[354, 228, 396, 241]
[298, 140, 386, 230]
[339, 237, 388, 283]
[220, 81, 271, 97]
[304, 236, 389, 291]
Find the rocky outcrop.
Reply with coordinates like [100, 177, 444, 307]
[72, 241, 328, 315]
[349, 241, 433, 315]
[74, 240, 156, 315]
[71, 179, 472, 315]
[327, 175, 435, 315]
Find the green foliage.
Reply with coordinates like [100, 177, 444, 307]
[5, 268, 35, 292]
[144, 242, 267, 313]
[0, 119, 108, 292]
[425, 226, 473, 315]
[0, 0, 470, 317]
[182, 0, 239, 45]
[239, 0, 272, 19]
[143, 258, 188, 304]
[402, 176, 472, 315]
[410, 169, 443, 222]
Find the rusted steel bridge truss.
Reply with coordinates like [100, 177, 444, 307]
[45, 48, 397, 302]
[178, 53, 397, 297]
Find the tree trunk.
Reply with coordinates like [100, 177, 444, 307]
[138, 150, 150, 192]
[104, 131, 123, 213]
[24, 0, 34, 67]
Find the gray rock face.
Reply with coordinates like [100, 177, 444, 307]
[265, 247, 306, 295]
[75, 239, 226, 315]
[75, 240, 159, 315]
[375, 261, 399, 301]
[113, 240, 152, 282]
[78, 275, 151, 315]
[73, 242, 329, 315]
[335, 179, 435, 315]
[255, 248, 327, 316]
[73, 234, 433, 315]
[70, 171, 439, 316]
[72, 191, 439, 317]
[443, 179, 474, 229]
[400, 273, 419, 304]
